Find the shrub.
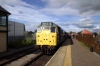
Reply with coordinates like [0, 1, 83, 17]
[8, 39, 36, 48]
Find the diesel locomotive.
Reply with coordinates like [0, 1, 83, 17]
[36, 22, 67, 54]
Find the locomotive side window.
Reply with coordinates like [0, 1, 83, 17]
[51, 27, 55, 32]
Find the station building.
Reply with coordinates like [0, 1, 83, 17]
[0, 6, 11, 52]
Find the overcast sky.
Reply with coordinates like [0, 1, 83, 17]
[0, 0, 100, 32]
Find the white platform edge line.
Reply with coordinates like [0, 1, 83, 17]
[93, 52, 100, 57]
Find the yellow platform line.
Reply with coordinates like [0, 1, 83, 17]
[63, 45, 72, 66]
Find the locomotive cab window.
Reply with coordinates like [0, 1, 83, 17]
[43, 26, 50, 30]
[51, 27, 55, 32]
[37, 27, 41, 32]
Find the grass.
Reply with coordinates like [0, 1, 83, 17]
[79, 41, 89, 50]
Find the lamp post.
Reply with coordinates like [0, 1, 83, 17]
[99, 26, 100, 35]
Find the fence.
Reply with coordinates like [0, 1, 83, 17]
[76, 34, 100, 55]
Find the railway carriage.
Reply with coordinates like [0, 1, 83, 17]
[36, 22, 66, 54]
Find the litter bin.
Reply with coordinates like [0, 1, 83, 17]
[90, 46, 93, 52]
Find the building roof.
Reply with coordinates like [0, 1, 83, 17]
[0, 6, 11, 15]
[82, 29, 91, 34]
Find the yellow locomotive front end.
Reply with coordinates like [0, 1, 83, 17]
[36, 30, 57, 46]
[36, 26, 57, 45]
[36, 22, 58, 54]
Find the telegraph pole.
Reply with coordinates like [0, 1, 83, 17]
[99, 26, 100, 35]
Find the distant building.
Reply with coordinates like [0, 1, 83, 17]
[81, 29, 91, 34]
[8, 21, 25, 43]
[0, 6, 11, 52]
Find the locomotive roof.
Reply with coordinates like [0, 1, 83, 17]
[41, 22, 58, 26]
[37, 22, 66, 32]
[37, 22, 64, 29]
[37, 22, 58, 27]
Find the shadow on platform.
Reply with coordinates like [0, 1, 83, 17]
[61, 35, 74, 47]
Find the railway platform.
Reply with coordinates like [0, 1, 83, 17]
[0, 45, 35, 58]
[45, 37, 100, 66]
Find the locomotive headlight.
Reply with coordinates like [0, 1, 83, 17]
[52, 36, 54, 37]
[38, 35, 40, 37]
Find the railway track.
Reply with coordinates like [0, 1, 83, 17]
[28, 39, 67, 66]
[4, 51, 51, 66]
[0, 40, 65, 66]
[5, 51, 43, 66]
[26, 40, 67, 66]
[0, 47, 39, 66]
[24, 52, 43, 66]
[25, 54, 52, 66]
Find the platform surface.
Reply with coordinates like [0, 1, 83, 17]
[45, 38, 100, 66]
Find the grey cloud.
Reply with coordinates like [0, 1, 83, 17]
[55, 22, 71, 26]
[74, 21, 100, 32]
[92, 29, 99, 33]
[68, 0, 100, 16]
[80, 18, 89, 22]
[0, 0, 59, 31]
[42, 0, 100, 16]
[73, 18, 95, 29]
[76, 24, 94, 28]
[42, 0, 67, 8]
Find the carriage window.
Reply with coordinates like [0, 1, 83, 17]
[51, 27, 55, 32]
